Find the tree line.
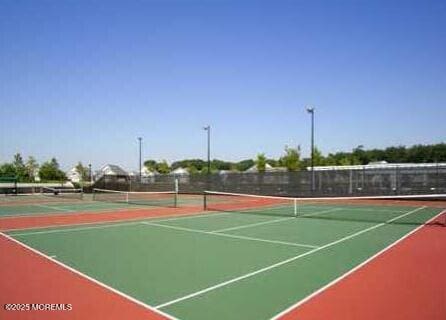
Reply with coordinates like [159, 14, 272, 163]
[1, 143, 445, 180]
[145, 143, 446, 174]
[0, 154, 90, 182]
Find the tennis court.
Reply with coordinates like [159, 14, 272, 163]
[0, 189, 202, 218]
[2, 191, 445, 320]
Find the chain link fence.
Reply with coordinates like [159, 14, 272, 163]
[93, 165, 446, 197]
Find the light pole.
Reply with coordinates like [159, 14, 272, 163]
[306, 106, 315, 193]
[138, 137, 142, 182]
[203, 126, 211, 174]
[88, 163, 92, 184]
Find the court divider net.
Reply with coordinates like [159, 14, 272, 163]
[92, 188, 178, 208]
[203, 190, 446, 225]
[41, 187, 84, 200]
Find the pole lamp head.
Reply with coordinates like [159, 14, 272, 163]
[203, 125, 210, 131]
[306, 106, 315, 114]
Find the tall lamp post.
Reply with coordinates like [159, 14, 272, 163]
[306, 106, 315, 193]
[138, 137, 142, 182]
[88, 163, 92, 184]
[203, 125, 211, 174]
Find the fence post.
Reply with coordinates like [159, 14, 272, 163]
[436, 162, 439, 192]
[348, 169, 353, 195]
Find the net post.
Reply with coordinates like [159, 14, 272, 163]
[203, 192, 207, 210]
[293, 198, 297, 217]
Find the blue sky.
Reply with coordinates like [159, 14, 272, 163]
[0, 0, 445, 170]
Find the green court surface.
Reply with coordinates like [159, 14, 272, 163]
[7, 202, 443, 320]
[0, 201, 141, 217]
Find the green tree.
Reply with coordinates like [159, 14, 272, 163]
[0, 163, 16, 177]
[211, 159, 232, 171]
[235, 159, 255, 172]
[280, 146, 300, 171]
[382, 146, 407, 163]
[430, 143, 446, 162]
[312, 147, 325, 166]
[351, 145, 368, 164]
[39, 158, 66, 181]
[255, 153, 267, 172]
[75, 162, 88, 180]
[187, 165, 199, 174]
[25, 156, 39, 181]
[13, 153, 28, 181]
[266, 159, 279, 167]
[200, 165, 218, 174]
[156, 160, 170, 174]
[144, 160, 157, 171]
[171, 159, 206, 171]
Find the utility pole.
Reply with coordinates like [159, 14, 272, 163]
[306, 106, 315, 193]
[203, 125, 211, 174]
[138, 137, 142, 182]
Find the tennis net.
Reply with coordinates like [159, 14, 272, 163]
[204, 191, 446, 225]
[41, 187, 84, 200]
[92, 188, 177, 208]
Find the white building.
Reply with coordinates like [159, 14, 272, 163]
[66, 166, 82, 183]
[308, 162, 446, 171]
[170, 167, 189, 175]
[129, 167, 159, 178]
[245, 164, 287, 173]
[142, 166, 159, 177]
[95, 164, 129, 180]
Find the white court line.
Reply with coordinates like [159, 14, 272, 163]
[154, 206, 426, 309]
[155, 211, 232, 223]
[335, 207, 407, 213]
[34, 204, 74, 212]
[212, 217, 295, 233]
[0, 232, 178, 320]
[142, 222, 319, 249]
[11, 221, 143, 237]
[0, 205, 157, 221]
[8, 210, 230, 236]
[301, 205, 407, 213]
[270, 208, 446, 320]
[212, 208, 345, 233]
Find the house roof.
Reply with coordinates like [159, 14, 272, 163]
[245, 163, 273, 173]
[99, 164, 129, 176]
[170, 167, 189, 175]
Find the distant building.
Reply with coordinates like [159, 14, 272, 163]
[96, 164, 129, 179]
[66, 166, 82, 183]
[170, 167, 189, 175]
[245, 164, 287, 173]
[308, 162, 446, 171]
[142, 167, 159, 177]
[128, 168, 159, 183]
[34, 171, 41, 182]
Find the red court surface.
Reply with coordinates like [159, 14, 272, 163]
[0, 206, 203, 231]
[0, 234, 171, 320]
[279, 212, 446, 320]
